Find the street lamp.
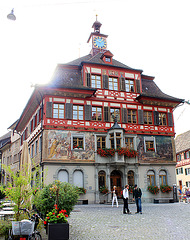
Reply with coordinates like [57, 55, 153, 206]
[7, 9, 16, 21]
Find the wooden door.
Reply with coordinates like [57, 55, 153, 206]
[110, 170, 122, 198]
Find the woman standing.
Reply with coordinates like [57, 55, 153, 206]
[112, 186, 118, 207]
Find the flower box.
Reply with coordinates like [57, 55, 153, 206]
[48, 222, 69, 240]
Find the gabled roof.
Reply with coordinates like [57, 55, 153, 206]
[137, 75, 184, 106]
[65, 53, 143, 72]
[175, 130, 190, 154]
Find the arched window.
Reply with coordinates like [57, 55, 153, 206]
[58, 170, 69, 183]
[73, 170, 83, 187]
[159, 170, 167, 185]
[147, 170, 155, 186]
[98, 171, 106, 188]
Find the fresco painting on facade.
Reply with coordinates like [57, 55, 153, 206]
[48, 130, 95, 160]
[137, 135, 174, 162]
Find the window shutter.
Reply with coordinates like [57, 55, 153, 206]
[136, 80, 141, 93]
[167, 112, 173, 127]
[120, 77, 126, 91]
[176, 169, 178, 175]
[33, 116, 35, 131]
[153, 111, 159, 126]
[65, 103, 73, 119]
[85, 105, 92, 121]
[37, 109, 40, 125]
[181, 168, 183, 174]
[185, 169, 187, 175]
[103, 75, 109, 89]
[122, 108, 128, 123]
[86, 73, 91, 87]
[46, 102, 53, 118]
[138, 110, 144, 124]
[104, 106, 110, 122]
[30, 120, 32, 133]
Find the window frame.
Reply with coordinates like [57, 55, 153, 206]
[110, 108, 120, 122]
[144, 111, 153, 125]
[159, 170, 167, 185]
[147, 170, 155, 186]
[127, 109, 137, 124]
[109, 77, 118, 90]
[91, 74, 102, 88]
[159, 112, 167, 126]
[92, 106, 102, 121]
[53, 103, 65, 119]
[125, 137, 134, 149]
[73, 105, 84, 120]
[72, 134, 85, 150]
[144, 137, 156, 152]
[125, 79, 134, 92]
[97, 136, 106, 149]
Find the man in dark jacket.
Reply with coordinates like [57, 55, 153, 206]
[133, 184, 142, 214]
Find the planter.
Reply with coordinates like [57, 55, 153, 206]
[48, 222, 69, 240]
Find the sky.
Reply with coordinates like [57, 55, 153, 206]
[0, 0, 190, 138]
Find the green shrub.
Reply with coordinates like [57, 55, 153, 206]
[0, 220, 11, 237]
[33, 181, 79, 218]
[0, 185, 5, 199]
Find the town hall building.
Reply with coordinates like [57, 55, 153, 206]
[1, 19, 183, 203]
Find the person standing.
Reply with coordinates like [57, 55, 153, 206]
[112, 186, 118, 207]
[133, 184, 142, 214]
[185, 188, 190, 203]
[123, 185, 131, 214]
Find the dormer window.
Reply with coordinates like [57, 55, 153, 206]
[105, 57, 111, 62]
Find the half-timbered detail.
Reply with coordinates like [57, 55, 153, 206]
[1, 18, 183, 203]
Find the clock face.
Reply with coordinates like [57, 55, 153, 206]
[93, 36, 107, 49]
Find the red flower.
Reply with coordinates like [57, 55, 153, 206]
[65, 214, 68, 218]
[57, 215, 59, 218]
[47, 217, 50, 219]
[52, 212, 55, 215]
[44, 221, 47, 225]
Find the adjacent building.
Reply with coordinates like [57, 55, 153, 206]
[175, 130, 190, 191]
[1, 19, 183, 203]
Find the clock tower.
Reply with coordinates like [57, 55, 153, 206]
[87, 16, 108, 56]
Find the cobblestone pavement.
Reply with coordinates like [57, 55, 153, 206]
[40, 202, 190, 240]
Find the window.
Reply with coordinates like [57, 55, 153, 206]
[91, 75, 101, 88]
[58, 170, 69, 183]
[125, 137, 134, 149]
[186, 151, 189, 159]
[53, 103, 64, 119]
[109, 77, 118, 90]
[92, 107, 102, 121]
[186, 181, 190, 187]
[35, 140, 38, 155]
[116, 133, 121, 148]
[159, 170, 167, 185]
[98, 171, 106, 188]
[39, 136, 42, 152]
[159, 113, 167, 126]
[145, 140, 155, 152]
[185, 168, 190, 175]
[147, 170, 155, 186]
[31, 144, 34, 158]
[110, 108, 120, 122]
[144, 111, 152, 125]
[73, 170, 84, 188]
[127, 110, 137, 123]
[105, 57, 111, 62]
[73, 105, 84, 120]
[73, 136, 84, 150]
[184, 152, 186, 159]
[125, 79, 134, 92]
[176, 167, 183, 175]
[110, 133, 114, 149]
[97, 136, 106, 149]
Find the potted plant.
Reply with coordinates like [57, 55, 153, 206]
[147, 185, 159, 194]
[160, 185, 172, 193]
[44, 204, 69, 240]
[99, 186, 109, 194]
